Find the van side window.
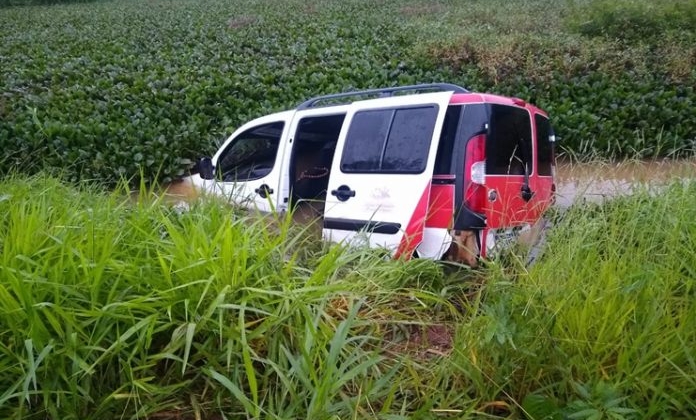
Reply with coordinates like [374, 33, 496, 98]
[535, 115, 553, 176]
[340, 106, 438, 174]
[434, 105, 462, 175]
[486, 105, 532, 175]
[217, 121, 284, 182]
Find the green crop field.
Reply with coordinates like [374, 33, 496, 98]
[1, 0, 695, 185]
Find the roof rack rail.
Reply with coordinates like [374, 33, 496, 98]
[296, 83, 468, 110]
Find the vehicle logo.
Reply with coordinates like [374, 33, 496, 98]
[371, 187, 390, 200]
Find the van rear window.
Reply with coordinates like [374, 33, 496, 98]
[340, 106, 438, 174]
[486, 105, 533, 176]
[535, 114, 553, 176]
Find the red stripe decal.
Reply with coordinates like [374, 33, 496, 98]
[480, 228, 488, 258]
[394, 184, 431, 260]
[425, 184, 454, 228]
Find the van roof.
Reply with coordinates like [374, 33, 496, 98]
[292, 83, 548, 117]
[450, 93, 548, 117]
[296, 83, 468, 110]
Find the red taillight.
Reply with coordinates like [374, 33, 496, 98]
[464, 134, 487, 214]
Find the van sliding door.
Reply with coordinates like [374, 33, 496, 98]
[322, 91, 452, 257]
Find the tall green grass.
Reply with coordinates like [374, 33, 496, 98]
[485, 179, 696, 418]
[0, 175, 471, 419]
[0, 175, 694, 419]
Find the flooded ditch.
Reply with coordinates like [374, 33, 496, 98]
[554, 159, 696, 208]
[154, 159, 695, 265]
[160, 159, 696, 209]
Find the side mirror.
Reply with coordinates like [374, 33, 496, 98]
[197, 157, 215, 180]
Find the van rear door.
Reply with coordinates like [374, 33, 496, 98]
[322, 92, 452, 257]
[483, 103, 539, 229]
[531, 113, 556, 216]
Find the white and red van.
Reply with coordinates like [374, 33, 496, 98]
[189, 83, 556, 265]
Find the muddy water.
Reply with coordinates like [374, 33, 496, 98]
[158, 178, 201, 202]
[555, 159, 696, 208]
[160, 159, 696, 208]
[153, 160, 694, 267]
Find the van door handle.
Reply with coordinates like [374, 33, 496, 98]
[331, 185, 356, 202]
[255, 184, 273, 198]
[521, 185, 534, 202]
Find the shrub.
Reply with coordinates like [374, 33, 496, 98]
[424, 32, 696, 158]
[569, 0, 696, 42]
[0, 0, 99, 7]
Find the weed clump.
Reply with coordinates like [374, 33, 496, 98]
[569, 0, 696, 42]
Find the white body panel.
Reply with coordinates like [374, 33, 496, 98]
[417, 228, 453, 259]
[209, 111, 295, 212]
[322, 91, 453, 254]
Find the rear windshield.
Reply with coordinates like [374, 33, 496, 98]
[486, 104, 532, 176]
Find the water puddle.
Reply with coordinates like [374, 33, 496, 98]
[554, 159, 696, 208]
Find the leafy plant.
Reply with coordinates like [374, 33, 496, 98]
[568, 0, 696, 42]
[564, 381, 638, 420]
[0, 0, 695, 185]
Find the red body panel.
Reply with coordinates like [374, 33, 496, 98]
[394, 185, 431, 260]
[484, 175, 533, 227]
[426, 176, 455, 229]
[449, 93, 549, 118]
[450, 94, 555, 240]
